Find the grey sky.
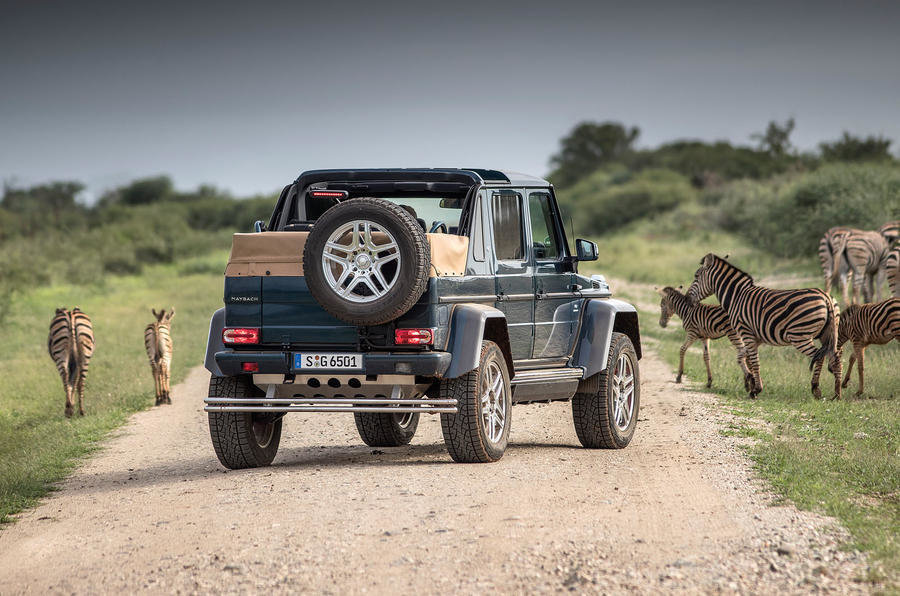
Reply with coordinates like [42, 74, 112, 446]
[2, 0, 898, 199]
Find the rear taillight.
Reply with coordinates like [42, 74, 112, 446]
[223, 328, 259, 344]
[242, 362, 259, 372]
[395, 328, 434, 345]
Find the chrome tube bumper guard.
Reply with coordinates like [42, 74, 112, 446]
[203, 397, 457, 414]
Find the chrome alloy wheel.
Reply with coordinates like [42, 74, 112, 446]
[251, 416, 275, 448]
[480, 361, 507, 444]
[394, 412, 415, 428]
[612, 353, 635, 431]
[321, 220, 401, 303]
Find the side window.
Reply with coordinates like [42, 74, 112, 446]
[491, 191, 525, 261]
[528, 192, 561, 260]
[471, 197, 485, 262]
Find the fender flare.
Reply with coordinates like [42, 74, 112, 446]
[571, 299, 641, 379]
[444, 304, 512, 378]
[204, 308, 227, 377]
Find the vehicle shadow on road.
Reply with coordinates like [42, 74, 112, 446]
[48, 440, 589, 501]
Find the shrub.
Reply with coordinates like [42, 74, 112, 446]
[557, 168, 698, 235]
[710, 163, 900, 257]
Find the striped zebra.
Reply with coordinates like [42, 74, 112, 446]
[838, 298, 899, 396]
[817, 226, 855, 297]
[48, 307, 95, 417]
[656, 286, 750, 388]
[145, 308, 175, 405]
[835, 230, 889, 304]
[686, 254, 842, 400]
[879, 220, 899, 246]
[884, 246, 899, 297]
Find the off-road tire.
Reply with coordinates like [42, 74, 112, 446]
[439, 341, 511, 463]
[208, 375, 282, 469]
[572, 332, 639, 449]
[354, 412, 420, 447]
[303, 197, 431, 326]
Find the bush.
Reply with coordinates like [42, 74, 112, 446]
[710, 163, 900, 257]
[557, 168, 698, 235]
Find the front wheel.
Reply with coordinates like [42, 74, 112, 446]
[208, 375, 282, 469]
[572, 332, 639, 449]
[354, 412, 420, 447]
[439, 340, 511, 463]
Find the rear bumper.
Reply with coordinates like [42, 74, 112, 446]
[214, 350, 451, 378]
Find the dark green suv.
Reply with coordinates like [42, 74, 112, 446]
[204, 169, 641, 467]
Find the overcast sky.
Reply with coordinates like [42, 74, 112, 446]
[2, 0, 898, 199]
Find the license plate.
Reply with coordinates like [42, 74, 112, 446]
[293, 353, 363, 370]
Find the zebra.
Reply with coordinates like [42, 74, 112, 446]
[884, 246, 899, 297]
[656, 286, 750, 388]
[879, 220, 899, 246]
[837, 298, 899, 396]
[686, 254, 842, 400]
[817, 226, 855, 297]
[144, 308, 175, 405]
[48, 307, 95, 417]
[835, 230, 889, 304]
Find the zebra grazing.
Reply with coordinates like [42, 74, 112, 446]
[835, 230, 889, 304]
[838, 298, 899, 396]
[656, 286, 750, 388]
[144, 308, 175, 405]
[884, 246, 899, 297]
[687, 254, 842, 400]
[817, 226, 855, 296]
[48, 307, 95, 417]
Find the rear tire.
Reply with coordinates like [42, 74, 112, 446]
[572, 332, 639, 449]
[208, 375, 282, 469]
[439, 341, 511, 463]
[354, 412, 420, 447]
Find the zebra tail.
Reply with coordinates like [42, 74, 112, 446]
[809, 296, 838, 371]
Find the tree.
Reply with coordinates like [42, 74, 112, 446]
[1, 181, 86, 235]
[98, 175, 174, 207]
[549, 121, 640, 187]
[819, 132, 893, 162]
[751, 118, 795, 158]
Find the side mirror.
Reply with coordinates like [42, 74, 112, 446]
[575, 238, 598, 261]
[252, 220, 266, 233]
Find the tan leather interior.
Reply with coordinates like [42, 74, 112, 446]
[225, 232, 469, 278]
[427, 234, 469, 276]
[225, 232, 308, 277]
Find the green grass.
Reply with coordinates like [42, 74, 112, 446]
[593, 228, 899, 585]
[0, 250, 229, 523]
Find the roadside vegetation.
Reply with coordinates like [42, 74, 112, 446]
[554, 119, 898, 584]
[0, 253, 228, 523]
[0, 176, 271, 523]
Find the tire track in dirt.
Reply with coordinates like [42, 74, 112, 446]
[0, 351, 871, 594]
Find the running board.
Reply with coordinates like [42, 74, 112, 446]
[511, 367, 584, 385]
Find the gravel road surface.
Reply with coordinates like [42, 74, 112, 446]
[0, 349, 872, 594]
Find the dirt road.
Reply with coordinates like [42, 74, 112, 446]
[0, 349, 870, 594]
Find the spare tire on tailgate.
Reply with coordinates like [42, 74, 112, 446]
[303, 197, 431, 326]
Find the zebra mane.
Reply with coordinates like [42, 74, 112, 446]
[710, 254, 754, 283]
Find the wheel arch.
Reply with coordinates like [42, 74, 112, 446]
[444, 304, 513, 378]
[571, 299, 641, 379]
[204, 308, 227, 377]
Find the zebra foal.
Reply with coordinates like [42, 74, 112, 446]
[687, 254, 842, 400]
[656, 286, 749, 388]
[838, 298, 899, 396]
[48, 307, 95, 417]
[145, 308, 175, 405]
